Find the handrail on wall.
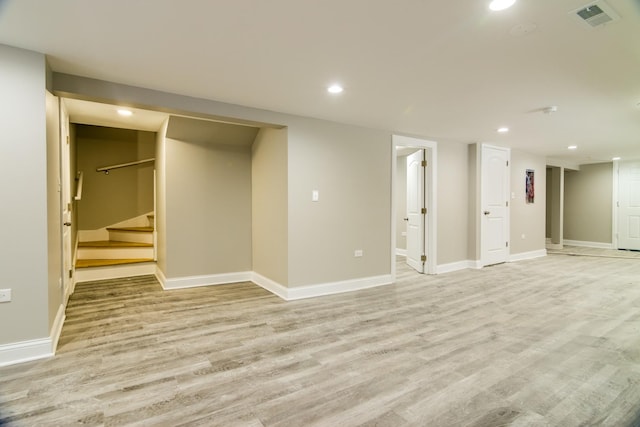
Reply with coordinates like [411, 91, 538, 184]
[96, 158, 155, 175]
[74, 171, 84, 201]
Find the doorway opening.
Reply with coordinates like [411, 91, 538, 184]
[391, 135, 437, 280]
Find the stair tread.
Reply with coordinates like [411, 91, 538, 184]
[106, 226, 154, 232]
[76, 258, 154, 268]
[78, 240, 153, 248]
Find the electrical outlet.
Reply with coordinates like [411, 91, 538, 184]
[0, 289, 11, 303]
[354, 250, 363, 257]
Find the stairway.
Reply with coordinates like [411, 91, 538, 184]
[75, 214, 155, 279]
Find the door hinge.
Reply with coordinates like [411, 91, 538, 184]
[68, 269, 73, 278]
[506, 241, 509, 247]
[421, 207, 427, 214]
[421, 160, 427, 167]
[421, 255, 427, 262]
[506, 201, 509, 207]
[506, 160, 509, 166]
[67, 135, 70, 145]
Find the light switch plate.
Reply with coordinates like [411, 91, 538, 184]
[0, 289, 11, 303]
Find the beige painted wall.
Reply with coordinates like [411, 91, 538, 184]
[510, 149, 547, 254]
[155, 119, 169, 274]
[252, 128, 288, 285]
[395, 155, 407, 251]
[0, 45, 49, 344]
[45, 91, 63, 332]
[76, 126, 155, 230]
[165, 137, 253, 278]
[564, 162, 613, 243]
[437, 141, 469, 264]
[287, 119, 391, 287]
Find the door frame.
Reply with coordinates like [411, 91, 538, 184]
[480, 143, 510, 267]
[391, 135, 437, 279]
[613, 158, 640, 250]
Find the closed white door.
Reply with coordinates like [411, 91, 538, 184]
[618, 161, 640, 250]
[481, 145, 510, 266]
[406, 149, 425, 273]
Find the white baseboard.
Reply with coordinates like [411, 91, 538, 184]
[155, 266, 167, 288]
[0, 338, 53, 367]
[509, 249, 547, 262]
[282, 274, 393, 301]
[159, 269, 393, 301]
[469, 260, 483, 269]
[74, 262, 156, 283]
[395, 248, 407, 256]
[546, 243, 563, 250]
[161, 271, 252, 290]
[563, 239, 614, 249]
[251, 273, 289, 300]
[50, 304, 66, 353]
[436, 260, 474, 274]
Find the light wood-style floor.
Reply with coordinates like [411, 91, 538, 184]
[2, 254, 640, 426]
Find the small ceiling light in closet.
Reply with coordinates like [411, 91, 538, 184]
[117, 109, 133, 117]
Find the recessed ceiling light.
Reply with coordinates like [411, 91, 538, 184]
[117, 109, 133, 117]
[497, 127, 509, 133]
[327, 84, 344, 94]
[612, 157, 621, 161]
[568, 145, 577, 150]
[489, 0, 516, 11]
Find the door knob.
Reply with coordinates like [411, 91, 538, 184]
[483, 211, 490, 216]
[403, 217, 409, 221]
[63, 222, 71, 226]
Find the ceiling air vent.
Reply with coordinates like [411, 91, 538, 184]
[571, 1, 620, 28]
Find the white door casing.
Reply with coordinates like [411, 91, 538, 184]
[60, 99, 73, 301]
[406, 149, 425, 273]
[481, 144, 510, 266]
[617, 161, 640, 250]
[391, 135, 437, 278]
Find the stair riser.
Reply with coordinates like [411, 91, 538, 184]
[77, 247, 154, 260]
[108, 230, 153, 244]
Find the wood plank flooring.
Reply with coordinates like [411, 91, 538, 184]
[2, 254, 640, 426]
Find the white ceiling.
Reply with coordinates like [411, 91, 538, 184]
[1, 0, 639, 164]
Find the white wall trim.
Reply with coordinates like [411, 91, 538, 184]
[509, 249, 547, 262]
[251, 273, 289, 300]
[612, 160, 619, 249]
[563, 239, 614, 249]
[395, 248, 407, 256]
[0, 338, 53, 367]
[161, 271, 252, 290]
[50, 303, 66, 353]
[155, 265, 167, 288]
[436, 260, 474, 274]
[284, 274, 394, 301]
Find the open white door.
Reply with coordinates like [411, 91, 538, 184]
[617, 161, 640, 250]
[60, 99, 73, 301]
[406, 149, 425, 273]
[481, 145, 510, 266]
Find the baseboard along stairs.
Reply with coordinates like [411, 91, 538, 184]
[75, 214, 156, 281]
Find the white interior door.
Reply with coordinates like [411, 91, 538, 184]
[60, 100, 73, 300]
[481, 145, 510, 266]
[618, 161, 640, 250]
[406, 149, 425, 273]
